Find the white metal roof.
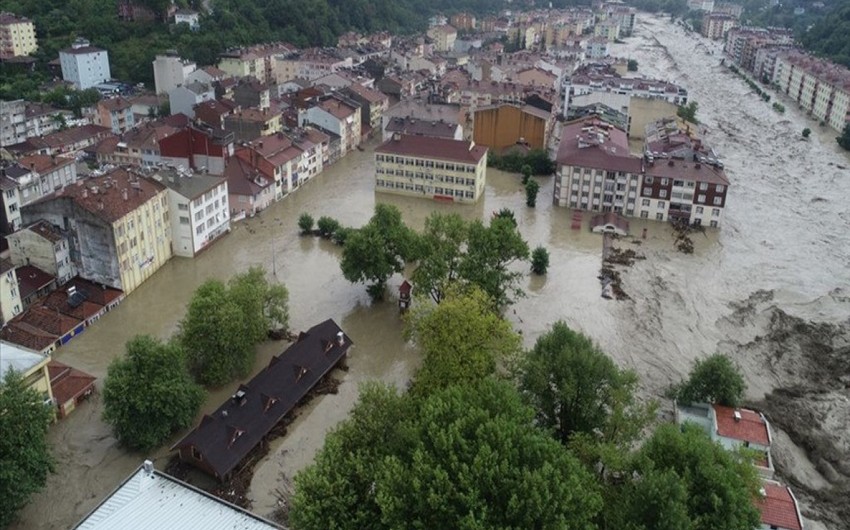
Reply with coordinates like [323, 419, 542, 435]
[0, 341, 47, 379]
[74, 462, 281, 530]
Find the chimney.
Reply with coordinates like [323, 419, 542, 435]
[733, 410, 742, 422]
[122, 188, 128, 201]
[81, 188, 88, 199]
[143, 460, 154, 475]
[336, 331, 345, 346]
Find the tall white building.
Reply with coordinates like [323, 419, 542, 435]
[59, 38, 111, 90]
[153, 53, 197, 95]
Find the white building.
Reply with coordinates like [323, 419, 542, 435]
[168, 81, 214, 119]
[173, 9, 200, 30]
[153, 170, 230, 258]
[153, 53, 198, 95]
[59, 38, 111, 90]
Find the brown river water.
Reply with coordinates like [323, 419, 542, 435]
[11, 13, 850, 530]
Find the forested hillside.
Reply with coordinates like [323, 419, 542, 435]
[799, 0, 850, 67]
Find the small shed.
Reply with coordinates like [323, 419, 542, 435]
[399, 280, 413, 312]
[591, 212, 629, 236]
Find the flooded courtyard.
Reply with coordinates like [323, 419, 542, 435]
[11, 13, 850, 530]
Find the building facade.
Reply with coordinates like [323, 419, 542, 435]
[155, 170, 230, 257]
[59, 38, 111, 90]
[375, 134, 488, 203]
[701, 13, 738, 40]
[0, 12, 37, 59]
[8, 220, 75, 285]
[153, 53, 198, 95]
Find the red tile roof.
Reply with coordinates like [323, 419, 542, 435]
[16, 265, 56, 301]
[376, 134, 487, 165]
[23, 220, 64, 243]
[0, 321, 57, 352]
[48, 360, 96, 407]
[18, 154, 75, 174]
[556, 117, 642, 174]
[713, 404, 771, 446]
[756, 482, 803, 530]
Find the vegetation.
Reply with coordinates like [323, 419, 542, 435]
[728, 65, 772, 102]
[772, 102, 785, 113]
[669, 353, 746, 407]
[411, 213, 468, 304]
[802, 127, 811, 139]
[102, 335, 204, 451]
[525, 178, 540, 207]
[316, 216, 341, 238]
[0, 370, 54, 528]
[530, 245, 549, 275]
[180, 267, 289, 386]
[405, 286, 521, 394]
[838, 123, 850, 151]
[289, 379, 602, 530]
[488, 148, 556, 175]
[799, 0, 850, 68]
[340, 204, 417, 301]
[297, 213, 315, 234]
[627, 59, 639, 71]
[520, 163, 532, 184]
[676, 100, 699, 123]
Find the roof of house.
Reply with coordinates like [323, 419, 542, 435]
[756, 481, 803, 530]
[385, 116, 459, 139]
[556, 117, 641, 173]
[344, 82, 388, 104]
[0, 321, 57, 352]
[73, 463, 281, 530]
[14, 305, 80, 337]
[172, 319, 352, 480]
[15, 265, 56, 301]
[713, 404, 771, 446]
[0, 341, 46, 380]
[60, 276, 124, 307]
[0, 12, 32, 24]
[318, 98, 357, 120]
[60, 45, 106, 55]
[21, 220, 65, 243]
[223, 157, 271, 197]
[99, 97, 133, 112]
[48, 360, 96, 406]
[18, 154, 75, 174]
[153, 169, 226, 200]
[376, 134, 487, 164]
[644, 157, 730, 186]
[35, 168, 166, 224]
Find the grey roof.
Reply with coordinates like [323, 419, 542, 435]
[0, 341, 47, 379]
[73, 463, 281, 530]
[153, 170, 226, 200]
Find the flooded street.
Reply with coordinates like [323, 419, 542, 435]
[11, 13, 850, 530]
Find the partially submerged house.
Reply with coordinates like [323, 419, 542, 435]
[172, 319, 352, 481]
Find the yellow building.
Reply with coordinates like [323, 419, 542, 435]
[473, 103, 551, 153]
[0, 12, 37, 59]
[0, 341, 52, 405]
[593, 21, 620, 42]
[218, 51, 264, 81]
[426, 24, 457, 53]
[20, 168, 173, 295]
[375, 134, 488, 204]
[0, 260, 22, 324]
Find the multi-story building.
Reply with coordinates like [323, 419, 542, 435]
[450, 12, 476, 31]
[3, 124, 111, 158]
[272, 48, 354, 83]
[585, 36, 609, 60]
[0, 99, 26, 147]
[773, 51, 850, 133]
[94, 117, 185, 168]
[159, 124, 235, 176]
[59, 38, 111, 90]
[427, 25, 458, 53]
[0, 155, 78, 233]
[342, 82, 389, 134]
[299, 96, 361, 154]
[154, 169, 230, 257]
[218, 43, 296, 84]
[173, 9, 200, 30]
[593, 20, 620, 42]
[168, 81, 215, 119]
[223, 156, 274, 219]
[701, 13, 738, 40]
[0, 259, 23, 323]
[96, 97, 135, 134]
[1, 100, 75, 147]
[0, 12, 37, 59]
[374, 134, 488, 204]
[20, 168, 173, 295]
[223, 107, 282, 142]
[235, 134, 304, 200]
[566, 64, 689, 109]
[153, 53, 198, 95]
[473, 103, 553, 152]
[7, 220, 75, 285]
[724, 27, 794, 72]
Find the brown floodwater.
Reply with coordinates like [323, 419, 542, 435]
[12, 14, 850, 530]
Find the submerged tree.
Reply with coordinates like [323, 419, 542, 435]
[669, 353, 745, 407]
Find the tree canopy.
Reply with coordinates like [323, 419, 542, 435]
[405, 286, 521, 394]
[0, 370, 54, 528]
[670, 353, 746, 407]
[411, 212, 468, 304]
[289, 379, 603, 530]
[103, 335, 205, 451]
[458, 215, 530, 307]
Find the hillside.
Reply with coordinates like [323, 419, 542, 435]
[799, 0, 850, 68]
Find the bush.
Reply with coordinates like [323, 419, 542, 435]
[317, 216, 341, 238]
[772, 102, 785, 114]
[531, 246, 549, 275]
[525, 179, 540, 207]
[802, 128, 811, 138]
[837, 123, 850, 150]
[627, 59, 638, 71]
[298, 213, 315, 234]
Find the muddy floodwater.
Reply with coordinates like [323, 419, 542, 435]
[12, 13, 850, 530]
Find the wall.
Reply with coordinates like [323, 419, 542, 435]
[374, 151, 487, 203]
[473, 105, 547, 151]
[627, 98, 679, 140]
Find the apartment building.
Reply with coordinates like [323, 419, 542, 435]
[427, 25, 458, 53]
[473, 103, 553, 152]
[773, 51, 850, 133]
[342, 82, 389, 133]
[0, 156, 78, 233]
[218, 43, 296, 84]
[374, 134, 488, 204]
[235, 134, 304, 199]
[724, 27, 794, 72]
[299, 96, 361, 154]
[96, 97, 135, 134]
[159, 124, 235, 176]
[59, 38, 111, 90]
[701, 13, 738, 40]
[21, 169, 173, 295]
[0, 12, 37, 59]
[450, 12, 476, 31]
[0, 259, 23, 323]
[273, 48, 353, 83]
[155, 169, 230, 257]
[7, 220, 75, 285]
[153, 53, 198, 95]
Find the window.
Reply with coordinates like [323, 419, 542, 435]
[695, 206, 704, 214]
[710, 220, 718, 228]
[697, 194, 705, 203]
[191, 446, 203, 461]
[716, 184, 725, 193]
[640, 211, 648, 218]
[712, 208, 720, 217]
[178, 203, 188, 211]
[195, 225, 204, 235]
[673, 180, 684, 187]
[699, 182, 708, 191]
[661, 178, 668, 186]
[657, 201, 666, 209]
[641, 199, 650, 206]
[194, 210, 203, 221]
[642, 188, 651, 196]
[713, 197, 722, 206]
[656, 213, 664, 220]
[644, 176, 653, 184]
[660, 190, 667, 198]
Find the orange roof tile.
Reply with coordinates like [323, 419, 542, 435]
[713, 404, 770, 446]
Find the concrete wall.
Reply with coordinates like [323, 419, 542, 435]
[473, 105, 547, 152]
[628, 98, 679, 141]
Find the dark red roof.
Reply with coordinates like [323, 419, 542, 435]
[0, 321, 57, 351]
[16, 265, 56, 301]
[48, 360, 96, 406]
[556, 117, 642, 174]
[645, 158, 730, 186]
[756, 482, 803, 530]
[14, 305, 80, 337]
[713, 405, 770, 446]
[376, 134, 487, 165]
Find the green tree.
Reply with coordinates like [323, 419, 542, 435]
[677, 100, 699, 124]
[179, 279, 255, 386]
[459, 215, 530, 307]
[298, 212, 315, 234]
[405, 286, 521, 394]
[316, 216, 341, 238]
[635, 424, 761, 530]
[290, 379, 603, 530]
[521, 163, 532, 184]
[838, 123, 850, 150]
[531, 245, 550, 275]
[411, 212, 468, 303]
[229, 266, 290, 337]
[604, 467, 693, 530]
[102, 335, 204, 451]
[519, 321, 654, 447]
[525, 178, 540, 207]
[670, 353, 746, 407]
[802, 127, 811, 138]
[340, 204, 417, 300]
[0, 371, 54, 528]
[628, 59, 639, 71]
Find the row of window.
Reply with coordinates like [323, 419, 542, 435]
[376, 156, 475, 173]
[376, 170, 476, 186]
[645, 176, 725, 193]
[376, 180, 475, 199]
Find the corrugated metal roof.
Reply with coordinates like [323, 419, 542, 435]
[74, 464, 281, 530]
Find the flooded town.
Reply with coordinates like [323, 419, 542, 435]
[1, 2, 849, 530]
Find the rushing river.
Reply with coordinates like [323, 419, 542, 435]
[11, 13, 850, 530]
